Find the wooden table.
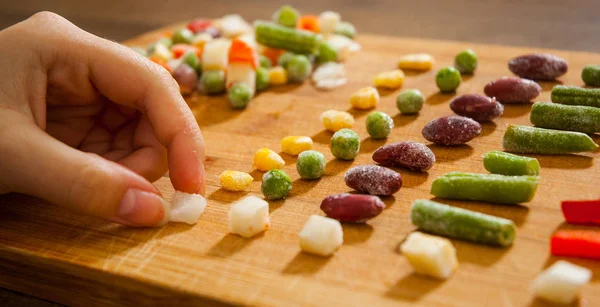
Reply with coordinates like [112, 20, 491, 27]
[1, 22, 600, 306]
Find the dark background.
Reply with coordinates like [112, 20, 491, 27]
[0, 0, 599, 306]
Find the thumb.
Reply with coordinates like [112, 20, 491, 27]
[1, 116, 170, 227]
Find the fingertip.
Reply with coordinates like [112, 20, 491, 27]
[168, 132, 206, 194]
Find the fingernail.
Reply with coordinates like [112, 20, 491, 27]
[119, 188, 170, 227]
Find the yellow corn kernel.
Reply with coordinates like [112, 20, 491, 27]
[281, 136, 313, 155]
[373, 69, 405, 89]
[398, 53, 435, 71]
[253, 148, 285, 171]
[268, 66, 288, 85]
[320, 110, 355, 132]
[350, 86, 380, 110]
[219, 171, 254, 191]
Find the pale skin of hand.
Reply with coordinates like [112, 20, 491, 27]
[0, 12, 206, 227]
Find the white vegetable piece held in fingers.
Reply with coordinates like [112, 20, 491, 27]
[169, 191, 208, 225]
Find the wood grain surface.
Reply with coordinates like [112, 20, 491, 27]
[2, 25, 600, 307]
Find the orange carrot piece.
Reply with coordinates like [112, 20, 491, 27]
[172, 44, 193, 59]
[228, 38, 258, 69]
[298, 15, 320, 33]
[262, 48, 285, 66]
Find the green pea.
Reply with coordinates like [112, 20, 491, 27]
[286, 55, 312, 83]
[256, 67, 270, 92]
[330, 128, 360, 160]
[259, 55, 272, 69]
[396, 89, 425, 114]
[436, 67, 462, 92]
[261, 169, 292, 200]
[582, 64, 600, 87]
[366, 111, 394, 139]
[272, 5, 299, 28]
[171, 28, 194, 45]
[335, 21, 356, 39]
[296, 150, 326, 179]
[228, 83, 252, 109]
[316, 41, 337, 63]
[454, 49, 478, 74]
[277, 52, 295, 68]
[182, 51, 201, 75]
[200, 70, 226, 95]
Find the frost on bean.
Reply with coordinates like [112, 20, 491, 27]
[484, 77, 541, 103]
[344, 165, 402, 196]
[422, 116, 482, 145]
[508, 53, 568, 81]
[320, 193, 385, 223]
[372, 141, 435, 172]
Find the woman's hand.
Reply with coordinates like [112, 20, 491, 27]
[0, 12, 205, 227]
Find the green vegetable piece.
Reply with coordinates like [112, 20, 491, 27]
[316, 41, 337, 63]
[330, 128, 360, 160]
[182, 51, 201, 74]
[530, 102, 600, 134]
[454, 49, 478, 74]
[200, 70, 226, 95]
[228, 83, 252, 109]
[146, 38, 172, 54]
[254, 20, 321, 54]
[483, 151, 540, 176]
[259, 55, 272, 69]
[582, 65, 600, 87]
[296, 150, 326, 179]
[132, 47, 147, 57]
[335, 21, 356, 39]
[286, 55, 312, 83]
[435, 67, 462, 92]
[171, 28, 194, 45]
[255, 67, 270, 92]
[410, 199, 517, 247]
[431, 172, 539, 204]
[366, 111, 394, 139]
[551, 85, 600, 108]
[502, 125, 598, 154]
[277, 52, 295, 68]
[396, 89, 425, 114]
[261, 169, 292, 200]
[272, 5, 299, 28]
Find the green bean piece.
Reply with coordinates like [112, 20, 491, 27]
[171, 28, 194, 45]
[502, 125, 598, 154]
[582, 65, 600, 87]
[482, 151, 540, 176]
[531, 102, 600, 134]
[254, 20, 321, 54]
[430, 172, 539, 204]
[410, 199, 517, 247]
[551, 85, 600, 108]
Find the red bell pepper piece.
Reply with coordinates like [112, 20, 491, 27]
[228, 38, 258, 69]
[187, 19, 212, 33]
[171, 44, 195, 59]
[551, 229, 600, 260]
[298, 15, 320, 33]
[561, 199, 600, 225]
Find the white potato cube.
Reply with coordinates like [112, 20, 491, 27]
[532, 260, 592, 304]
[226, 62, 256, 96]
[169, 191, 207, 225]
[202, 39, 231, 70]
[318, 11, 341, 35]
[299, 215, 343, 257]
[237, 33, 258, 50]
[218, 14, 251, 38]
[229, 196, 270, 238]
[400, 232, 458, 279]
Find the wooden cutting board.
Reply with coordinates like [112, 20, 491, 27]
[1, 24, 600, 307]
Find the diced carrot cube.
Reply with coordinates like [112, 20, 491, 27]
[228, 38, 258, 69]
[262, 48, 284, 66]
[298, 15, 320, 33]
